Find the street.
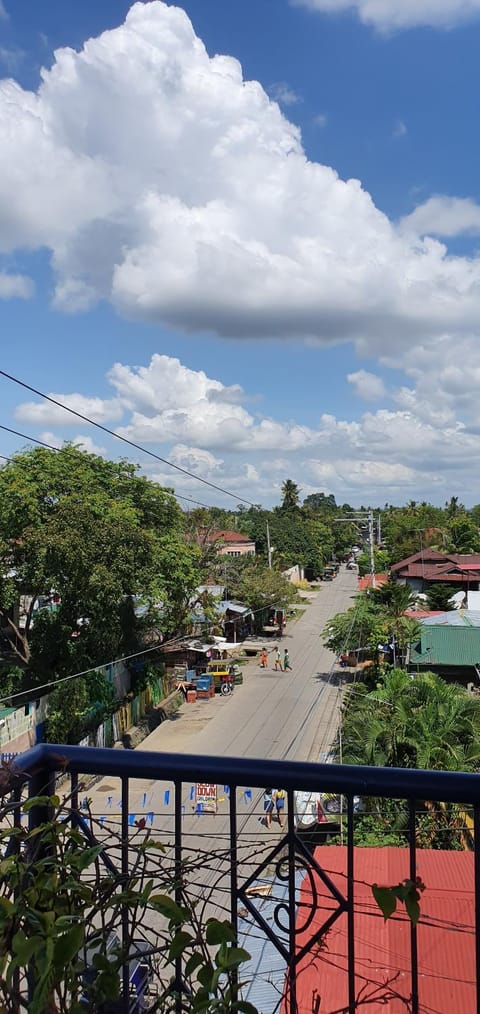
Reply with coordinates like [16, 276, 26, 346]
[85, 568, 358, 908]
[141, 565, 358, 764]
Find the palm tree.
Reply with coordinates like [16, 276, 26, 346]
[370, 581, 419, 666]
[280, 478, 301, 510]
[343, 668, 480, 773]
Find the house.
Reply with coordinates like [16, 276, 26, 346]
[409, 610, 480, 685]
[292, 846, 475, 1013]
[197, 529, 256, 558]
[391, 550, 480, 594]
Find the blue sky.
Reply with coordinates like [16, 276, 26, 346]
[2, 0, 480, 507]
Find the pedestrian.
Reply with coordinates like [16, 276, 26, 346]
[274, 788, 286, 828]
[263, 788, 274, 828]
[283, 649, 292, 671]
[274, 647, 283, 671]
[260, 648, 268, 668]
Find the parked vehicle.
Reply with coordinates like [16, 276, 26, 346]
[207, 661, 243, 687]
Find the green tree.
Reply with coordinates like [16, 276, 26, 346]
[280, 478, 301, 510]
[303, 492, 337, 511]
[237, 507, 333, 576]
[356, 547, 390, 576]
[221, 557, 296, 630]
[425, 583, 458, 611]
[342, 669, 480, 773]
[323, 597, 387, 658]
[0, 446, 202, 683]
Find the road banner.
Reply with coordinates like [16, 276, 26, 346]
[195, 783, 217, 814]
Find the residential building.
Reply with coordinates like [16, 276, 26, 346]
[197, 528, 256, 557]
[391, 550, 480, 594]
[409, 610, 480, 685]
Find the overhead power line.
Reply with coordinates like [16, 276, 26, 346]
[0, 423, 215, 511]
[0, 370, 256, 506]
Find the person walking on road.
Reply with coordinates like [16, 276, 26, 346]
[274, 647, 283, 671]
[263, 788, 274, 828]
[283, 649, 292, 671]
[274, 789, 286, 828]
[260, 648, 268, 668]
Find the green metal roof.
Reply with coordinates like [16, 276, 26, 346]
[410, 625, 480, 667]
[0, 707, 17, 719]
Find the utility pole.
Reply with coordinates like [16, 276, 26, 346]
[334, 509, 377, 588]
[377, 513, 382, 546]
[368, 511, 376, 589]
[266, 522, 272, 569]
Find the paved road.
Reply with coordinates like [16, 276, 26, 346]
[82, 568, 358, 994]
[87, 566, 357, 855]
[138, 564, 357, 764]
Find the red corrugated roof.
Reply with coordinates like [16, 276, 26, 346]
[392, 552, 480, 578]
[291, 847, 475, 1014]
[391, 550, 447, 573]
[404, 610, 444, 618]
[401, 565, 469, 583]
[204, 529, 254, 544]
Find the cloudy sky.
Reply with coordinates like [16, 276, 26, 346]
[1, 0, 480, 508]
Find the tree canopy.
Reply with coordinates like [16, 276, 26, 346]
[0, 446, 202, 685]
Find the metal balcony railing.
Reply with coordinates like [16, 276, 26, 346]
[3, 743, 480, 1013]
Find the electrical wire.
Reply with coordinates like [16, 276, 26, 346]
[0, 639, 174, 707]
[0, 423, 215, 510]
[0, 370, 257, 506]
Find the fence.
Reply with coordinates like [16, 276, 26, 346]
[6, 745, 480, 1013]
[79, 673, 173, 749]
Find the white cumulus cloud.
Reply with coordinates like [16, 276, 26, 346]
[400, 196, 480, 238]
[1, 1, 480, 352]
[13, 350, 480, 505]
[347, 369, 386, 401]
[0, 272, 33, 299]
[38, 432, 107, 455]
[16, 394, 123, 427]
[268, 81, 301, 106]
[292, 0, 480, 31]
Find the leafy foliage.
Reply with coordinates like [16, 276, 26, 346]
[372, 878, 425, 926]
[0, 446, 203, 683]
[342, 668, 480, 772]
[280, 478, 301, 511]
[0, 782, 257, 1013]
[218, 557, 297, 630]
[425, 583, 458, 611]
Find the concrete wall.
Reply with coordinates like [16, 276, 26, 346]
[217, 543, 255, 557]
[282, 564, 305, 583]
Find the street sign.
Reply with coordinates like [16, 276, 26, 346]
[195, 783, 217, 814]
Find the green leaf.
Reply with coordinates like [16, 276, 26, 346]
[372, 884, 397, 921]
[150, 894, 188, 924]
[197, 961, 215, 989]
[12, 932, 42, 965]
[217, 946, 251, 971]
[69, 844, 104, 870]
[184, 952, 203, 978]
[168, 930, 194, 960]
[404, 890, 421, 926]
[22, 796, 53, 813]
[53, 924, 84, 968]
[206, 919, 236, 945]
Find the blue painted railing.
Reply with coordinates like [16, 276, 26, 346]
[7, 744, 480, 1013]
